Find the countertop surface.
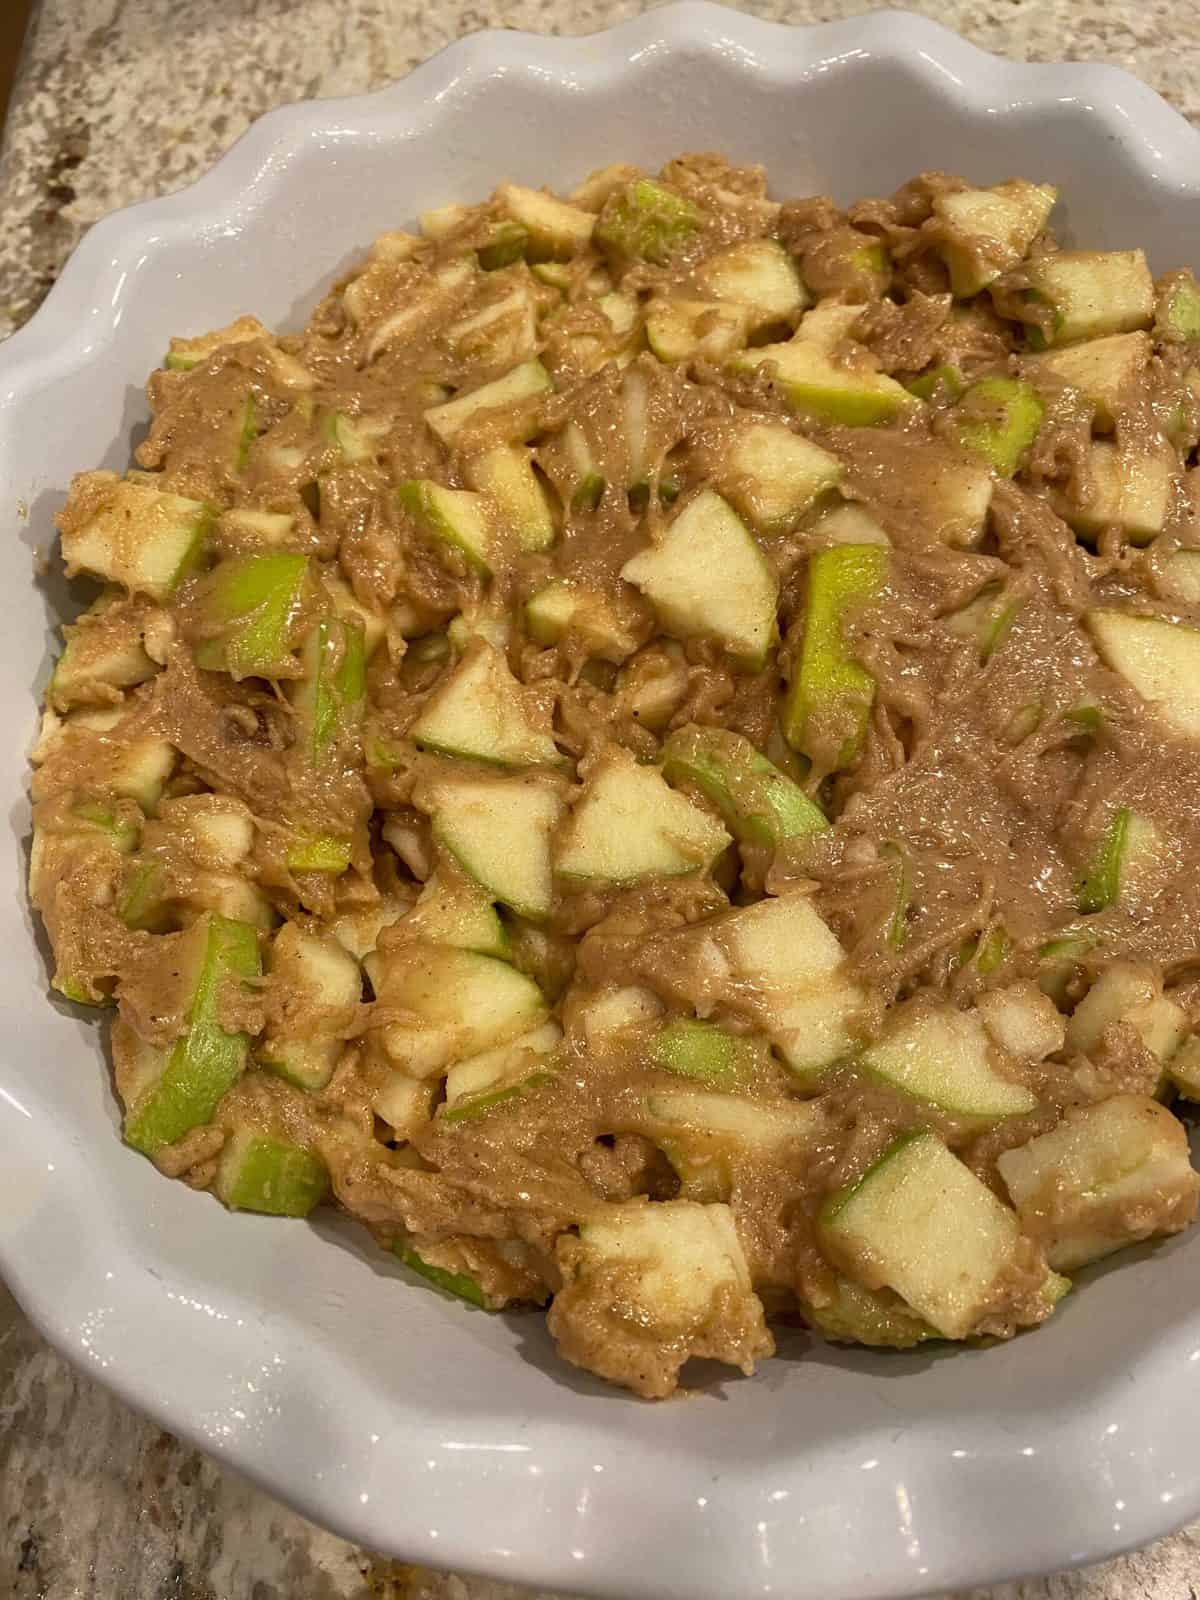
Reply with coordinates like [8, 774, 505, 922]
[4, 1, 1200, 1597]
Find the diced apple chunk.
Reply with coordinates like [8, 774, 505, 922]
[951, 376, 1044, 476]
[548, 1200, 772, 1398]
[620, 491, 778, 670]
[1086, 609, 1200, 740]
[646, 299, 750, 364]
[997, 1095, 1199, 1271]
[258, 923, 361, 1091]
[594, 178, 706, 266]
[525, 581, 639, 662]
[784, 542, 887, 773]
[933, 179, 1057, 295]
[58, 474, 212, 601]
[731, 336, 914, 427]
[464, 445, 556, 554]
[719, 422, 842, 535]
[374, 943, 547, 1077]
[1066, 961, 1187, 1062]
[695, 239, 808, 329]
[1025, 250, 1155, 345]
[425, 776, 563, 920]
[397, 480, 495, 576]
[976, 982, 1065, 1062]
[1025, 331, 1149, 430]
[215, 1129, 329, 1217]
[660, 724, 827, 849]
[555, 752, 729, 886]
[442, 1020, 562, 1117]
[390, 872, 509, 960]
[717, 893, 864, 1081]
[860, 1003, 1036, 1120]
[496, 183, 595, 258]
[410, 640, 560, 768]
[424, 360, 551, 445]
[820, 1131, 1037, 1340]
[1055, 441, 1175, 546]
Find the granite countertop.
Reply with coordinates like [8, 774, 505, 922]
[4, 1, 1200, 1596]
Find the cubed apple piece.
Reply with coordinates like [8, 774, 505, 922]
[396, 480, 495, 577]
[998, 1096, 1199, 1271]
[730, 336, 914, 427]
[545, 419, 606, 511]
[214, 1128, 330, 1216]
[442, 281, 538, 369]
[661, 724, 827, 849]
[820, 1131, 1038, 1340]
[1025, 331, 1149, 430]
[620, 491, 778, 670]
[51, 596, 158, 710]
[163, 314, 269, 371]
[859, 1002, 1037, 1120]
[594, 178, 706, 266]
[1065, 962, 1187, 1063]
[192, 553, 312, 679]
[220, 508, 298, 551]
[646, 299, 750, 364]
[63, 706, 178, 814]
[122, 914, 262, 1154]
[976, 982, 1066, 1062]
[719, 893, 864, 1082]
[425, 776, 562, 920]
[951, 376, 1044, 476]
[285, 831, 352, 875]
[1086, 609, 1200, 740]
[58, 474, 213, 601]
[390, 871, 510, 960]
[441, 1020, 562, 1120]
[423, 360, 552, 446]
[802, 1275, 937, 1349]
[1155, 270, 1200, 343]
[548, 1200, 772, 1399]
[525, 581, 639, 664]
[409, 640, 560, 768]
[932, 180, 1057, 295]
[1024, 250, 1155, 346]
[258, 923, 361, 1091]
[580, 985, 663, 1053]
[812, 503, 891, 548]
[694, 239, 808, 331]
[1076, 807, 1159, 913]
[374, 943, 547, 1077]
[464, 445, 556, 554]
[783, 542, 886, 772]
[1055, 441, 1175, 546]
[289, 615, 366, 762]
[394, 1243, 489, 1308]
[648, 1019, 761, 1089]
[719, 422, 843, 535]
[554, 750, 729, 886]
[1168, 1035, 1200, 1099]
[1159, 549, 1200, 606]
[494, 182, 595, 259]
[647, 1089, 821, 1203]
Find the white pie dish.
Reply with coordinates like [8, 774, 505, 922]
[3, 5, 1200, 1596]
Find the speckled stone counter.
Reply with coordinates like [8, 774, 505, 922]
[4, 2, 1200, 1596]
